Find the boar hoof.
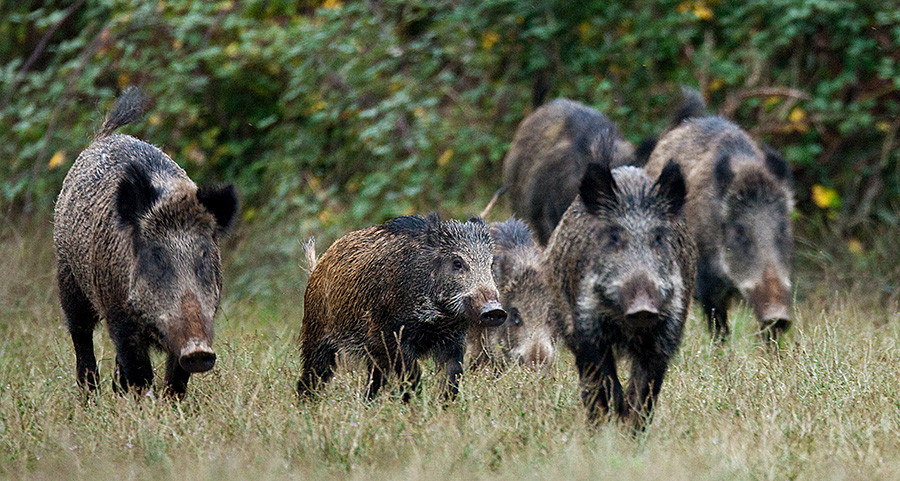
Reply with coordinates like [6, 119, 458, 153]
[480, 302, 507, 326]
[179, 340, 216, 373]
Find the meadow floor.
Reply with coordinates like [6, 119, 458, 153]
[1, 219, 899, 480]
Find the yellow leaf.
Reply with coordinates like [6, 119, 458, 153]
[117, 73, 130, 88]
[876, 121, 890, 132]
[148, 114, 162, 126]
[846, 238, 864, 254]
[481, 31, 499, 50]
[309, 100, 326, 114]
[322, 0, 342, 9]
[172, 38, 184, 51]
[48, 150, 66, 170]
[437, 149, 454, 167]
[224, 42, 240, 58]
[811, 184, 839, 209]
[709, 78, 724, 91]
[677, 1, 691, 13]
[763, 96, 781, 109]
[789, 107, 806, 124]
[693, 2, 713, 20]
[576, 21, 591, 42]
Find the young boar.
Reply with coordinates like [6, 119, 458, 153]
[467, 217, 557, 369]
[545, 152, 695, 430]
[502, 99, 635, 245]
[297, 213, 506, 401]
[53, 87, 238, 396]
[643, 89, 794, 342]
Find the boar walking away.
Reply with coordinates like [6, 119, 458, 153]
[643, 89, 794, 342]
[297, 214, 506, 401]
[53, 87, 238, 397]
[502, 99, 635, 245]
[545, 148, 695, 430]
[467, 217, 556, 369]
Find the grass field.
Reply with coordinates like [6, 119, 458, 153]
[1, 216, 898, 480]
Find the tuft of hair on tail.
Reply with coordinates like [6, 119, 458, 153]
[479, 185, 509, 220]
[95, 86, 150, 139]
[668, 86, 707, 130]
[302, 238, 318, 274]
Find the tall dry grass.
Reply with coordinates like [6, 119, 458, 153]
[1, 216, 898, 480]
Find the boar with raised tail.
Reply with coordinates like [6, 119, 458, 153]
[643, 88, 795, 342]
[468, 217, 556, 369]
[297, 213, 506, 401]
[502, 99, 636, 245]
[53, 87, 238, 397]
[546, 153, 695, 430]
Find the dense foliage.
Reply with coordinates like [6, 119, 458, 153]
[2, 0, 897, 238]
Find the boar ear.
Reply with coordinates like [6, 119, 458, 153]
[116, 163, 158, 227]
[197, 184, 238, 232]
[467, 216, 485, 225]
[762, 144, 793, 185]
[579, 162, 617, 214]
[713, 153, 734, 195]
[655, 161, 687, 216]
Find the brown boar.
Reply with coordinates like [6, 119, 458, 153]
[545, 142, 695, 430]
[297, 213, 506, 401]
[643, 89, 794, 342]
[53, 87, 238, 396]
[502, 99, 635, 245]
[468, 217, 557, 369]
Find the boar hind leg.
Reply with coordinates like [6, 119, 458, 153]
[574, 343, 624, 423]
[697, 259, 731, 342]
[625, 356, 668, 432]
[164, 354, 191, 398]
[297, 341, 337, 398]
[58, 263, 100, 390]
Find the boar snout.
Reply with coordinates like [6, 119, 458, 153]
[520, 338, 555, 368]
[748, 264, 792, 333]
[480, 301, 507, 327]
[179, 338, 216, 373]
[621, 274, 663, 327]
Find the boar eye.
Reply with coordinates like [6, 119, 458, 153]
[733, 224, 750, 245]
[452, 258, 466, 271]
[605, 227, 624, 249]
[508, 308, 521, 326]
[651, 228, 667, 248]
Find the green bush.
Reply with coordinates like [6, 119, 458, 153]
[1, 0, 897, 242]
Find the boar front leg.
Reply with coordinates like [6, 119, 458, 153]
[697, 257, 731, 342]
[625, 355, 668, 432]
[164, 354, 191, 398]
[434, 341, 464, 401]
[574, 342, 625, 423]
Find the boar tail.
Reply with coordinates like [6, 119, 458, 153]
[96, 86, 150, 139]
[302, 238, 318, 273]
[669, 86, 707, 130]
[479, 185, 508, 220]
